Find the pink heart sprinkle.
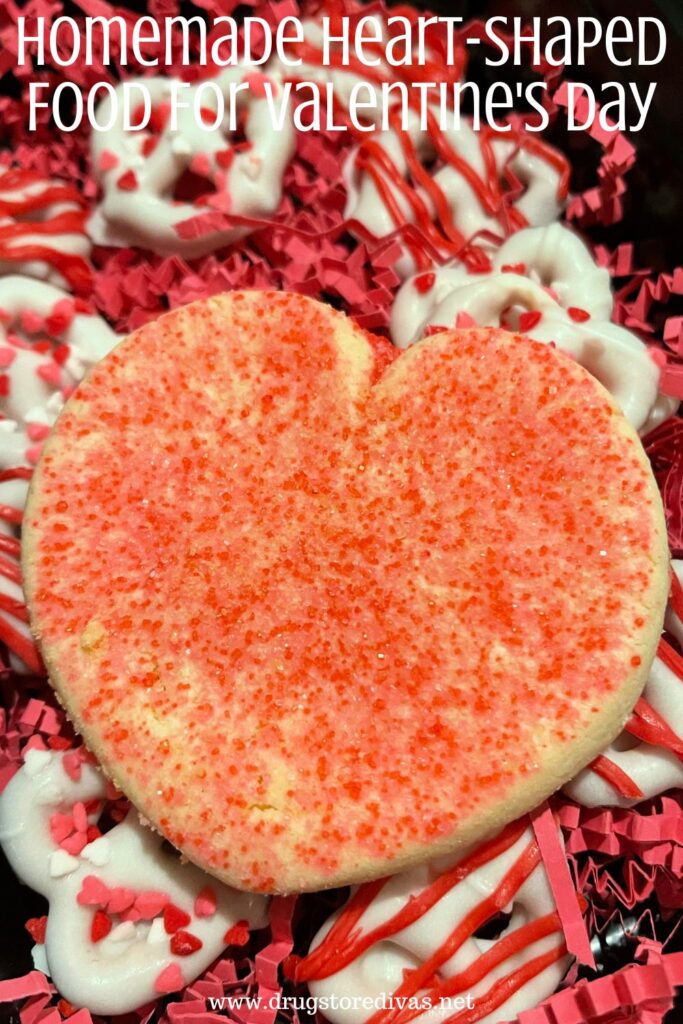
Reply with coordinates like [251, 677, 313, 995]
[135, 890, 170, 920]
[194, 885, 217, 918]
[77, 875, 111, 908]
[107, 887, 136, 914]
[154, 963, 184, 995]
[98, 150, 119, 173]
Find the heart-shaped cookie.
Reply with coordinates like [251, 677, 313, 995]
[22, 292, 668, 893]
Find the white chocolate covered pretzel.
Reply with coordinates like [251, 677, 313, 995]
[391, 224, 676, 433]
[89, 69, 296, 258]
[300, 822, 570, 1024]
[0, 749, 268, 1014]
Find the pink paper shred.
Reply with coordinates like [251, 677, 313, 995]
[0, 2, 681, 1024]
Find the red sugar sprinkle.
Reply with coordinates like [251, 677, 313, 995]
[413, 272, 436, 294]
[170, 930, 203, 956]
[194, 885, 217, 918]
[25, 916, 47, 944]
[53, 343, 71, 367]
[568, 307, 591, 323]
[163, 903, 191, 934]
[154, 962, 184, 995]
[223, 920, 250, 946]
[0, 347, 16, 368]
[519, 310, 543, 332]
[90, 910, 112, 943]
[501, 263, 527, 274]
[116, 170, 138, 192]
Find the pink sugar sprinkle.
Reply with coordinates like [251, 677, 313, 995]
[0, 347, 16, 368]
[98, 150, 119, 173]
[117, 169, 138, 192]
[77, 875, 111, 908]
[194, 885, 217, 918]
[62, 752, 82, 781]
[26, 445, 44, 466]
[36, 362, 61, 388]
[26, 423, 50, 442]
[242, 71, 272, 97]
[19, 311, 44, 335]
[135, 890, 170, 920]
[455, 312, 476, 328]
[107, 887, 136, 914]
[120, 907, 143, 922]
[72, 801, 88, 833]
[49, 812, 73, 844]
[190, 153, 211, 178]
[61, 831, 88, 855]
[0, 308, 11, 325]
[154, 963, 184, 995]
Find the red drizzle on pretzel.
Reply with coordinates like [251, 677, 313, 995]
[289, 819, 567, 1024]
[0, 170, 92, 294]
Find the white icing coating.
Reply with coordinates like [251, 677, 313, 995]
[89, 69, 296, 258]
[391, 224, 672, 433]
[309, 826, 570, 1024]
[0, 275, 119, 470]
[0, 175, 91, 289]
[0, 750, 268, 1014]
[565, 566, 683, 807]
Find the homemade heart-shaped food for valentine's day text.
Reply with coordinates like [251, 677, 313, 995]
[23, 292, 668, 893]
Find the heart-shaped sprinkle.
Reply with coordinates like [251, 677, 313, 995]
[77, 875, 111, 908]
[154, 963, 184, 995]
[194, 885, 217, 919]
[91, 910, 112, 943]
[223, 920, 250, 946]
[163, 903, 191, 934]
[170, 930, 203, 956]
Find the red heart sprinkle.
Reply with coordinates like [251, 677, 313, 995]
[170, 930, 203, 956]
[413, 273, 435, 295]
[223, 920, 250, 946]
[117, 170, 138, 192]
[25, 916, 47, 944]
[163, 903, 191, 934]
[91, 910, 112, 943]
[519, 310, 542, 332]
[568, 306, 590, 322]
